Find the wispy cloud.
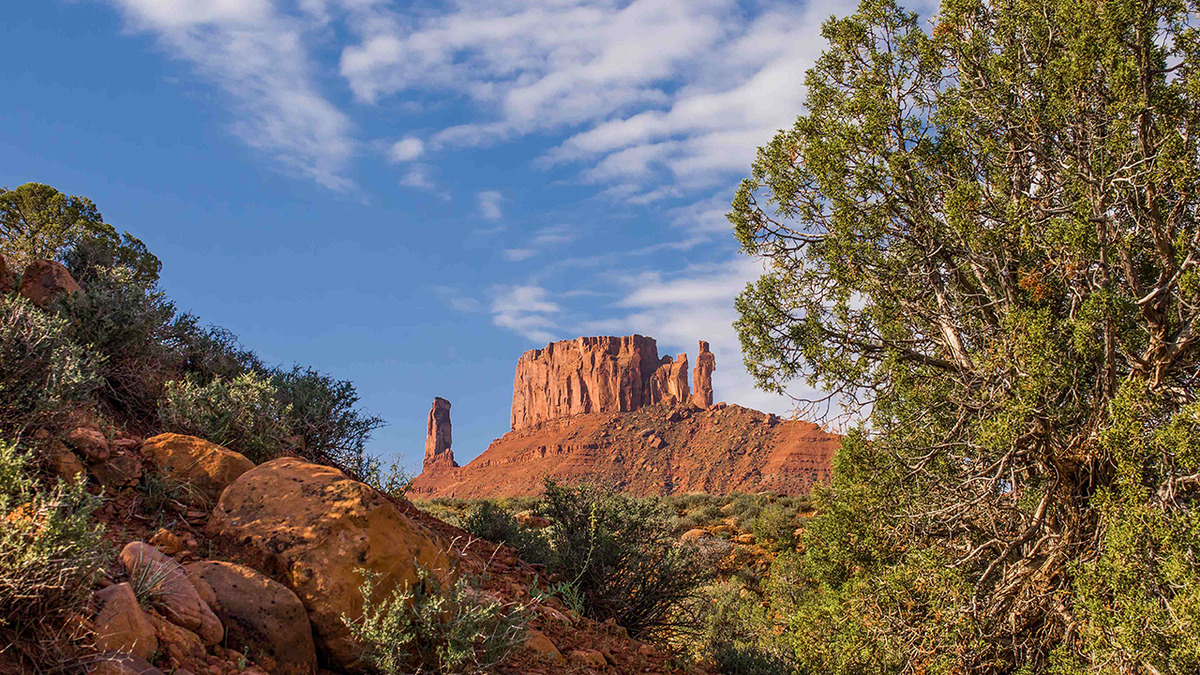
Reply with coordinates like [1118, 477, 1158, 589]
[400, 166, 435, 189]
[107, 0, 358, 191]
[503, 248, 537, 261]
[491, 284, 561, 343]
[478, 190, 504, 219]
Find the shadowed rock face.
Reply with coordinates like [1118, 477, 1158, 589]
[649, 353, 690, 405]
[424, 397, 457, 469]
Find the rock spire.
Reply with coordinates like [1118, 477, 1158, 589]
[424, 397, 457, 469]
[692, 340, 716, 409]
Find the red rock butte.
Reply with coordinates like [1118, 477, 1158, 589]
[411, 334, 839, 498]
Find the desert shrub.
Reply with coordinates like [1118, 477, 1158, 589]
[459, 501, 549, 565]
[268, 365, 384, 479]
[158, 372, 292, 463]
[538, 479, 713, 639]
[343, 564, 529, 674]
[698, 580, 795, 675]
[0, 295, 100, 432]
[0, 441, 106, 640]
[54, 265, 178, 420]
[369, 458, 415, 501]
[169, 316, 264, 384]
[751, 503, 801, 552]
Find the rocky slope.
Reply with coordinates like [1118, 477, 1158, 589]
[412, 334, 838, 498]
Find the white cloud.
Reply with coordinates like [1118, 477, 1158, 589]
[107, 0, 357, 191]
[432, 285, 485, 313]
[491, 284, 561, 343]
[388, 136, 425, 162]
[399, 166, 434, 189]
[478, 190, 504, 219]
[503, 248, 537, 261]
[585, 257, 823, 417]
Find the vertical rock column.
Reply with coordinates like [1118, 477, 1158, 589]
[424, 397, 457, 469]
[692, 341, 716, 408]
[650, 353, 691, 405]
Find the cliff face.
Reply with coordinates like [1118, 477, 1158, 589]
[510, 335, 663, 430]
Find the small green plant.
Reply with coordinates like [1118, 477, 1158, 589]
[0, 441, 106, 641]
[369, 458, 416, 500]
[0, 295, 100, 433]
[458, 501, 550, 565]
[158, 371, 293, 463]
[343, 564, 529, 674]
[127, 549, 174, 610]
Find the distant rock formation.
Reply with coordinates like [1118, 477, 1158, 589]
[692, 340, 716, 409]
[510, 335, 662, 430]
[424, 397, 457, 469]
[412, 334, 838, 498]
[649, 353, 690, 405]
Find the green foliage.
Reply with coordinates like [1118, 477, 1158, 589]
[62, 229, 161, 288]
[369, 458, 416, 501]
[0, 441, 106, 637]
[0, 183, 113, 269]
[458, 501, 550, 565]
[170, 316, 264, 384]
[54, 265, 178, 419]
[0, 294, 100, 432]
[538, 479, 712, 639]
[268, 365, 384, 479]
[158, 372, 292, 464]
[729, 0, 1200, 670]
[749, 503, 800, 552]
[343, 565, 529, 675]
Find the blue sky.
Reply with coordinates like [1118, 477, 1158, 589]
[2, 0, 858, 469]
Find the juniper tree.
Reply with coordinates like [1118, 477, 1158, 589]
[731, 0, 1200, 671]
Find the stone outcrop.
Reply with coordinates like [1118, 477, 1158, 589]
[206, 457, 448, 673]
[119, 542, 224, 647]
[423, 397, 457, 469]
[19, 259, 81, 307]
[649, 353, 690, 405]
[141, 434, 255, 506]
[186, 561, 317, 675]
[511, 335, 662, 430]
[94, 583, 158, 661]
[692, 340, 716, 409]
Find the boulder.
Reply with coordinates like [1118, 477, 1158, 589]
[119, 542, 223, 646]
[93, 583, 158, 661]
[206, 457, 448, 673]
[149, 529, 185, 556]
[88, 653, 164, 675]
[145, 611, 206, 665]
[525, 629, 566, 665]
[47, 440, 86, 481]
[569, 648, 608, 670]
[735, 533, 756, 545]
[69, 427, 110, 463]
[186, 561, 318, 675]
[19, 259, 81, 307]
[141, 433, 254, 506]
[681, 528, 710, 542]
[90, 452, 143, 490]
[515, 510, 551, 529]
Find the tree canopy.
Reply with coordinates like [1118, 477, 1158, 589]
[731, 0, 1200, 671]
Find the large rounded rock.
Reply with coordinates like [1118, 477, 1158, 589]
[119, 542, 223, 646]
[94, 583, 158, 661]
[186, 561, 317, 675]
[206, 457, 448, 673]
[19, 259, 81, 307]
[141, 433, 254, 506]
